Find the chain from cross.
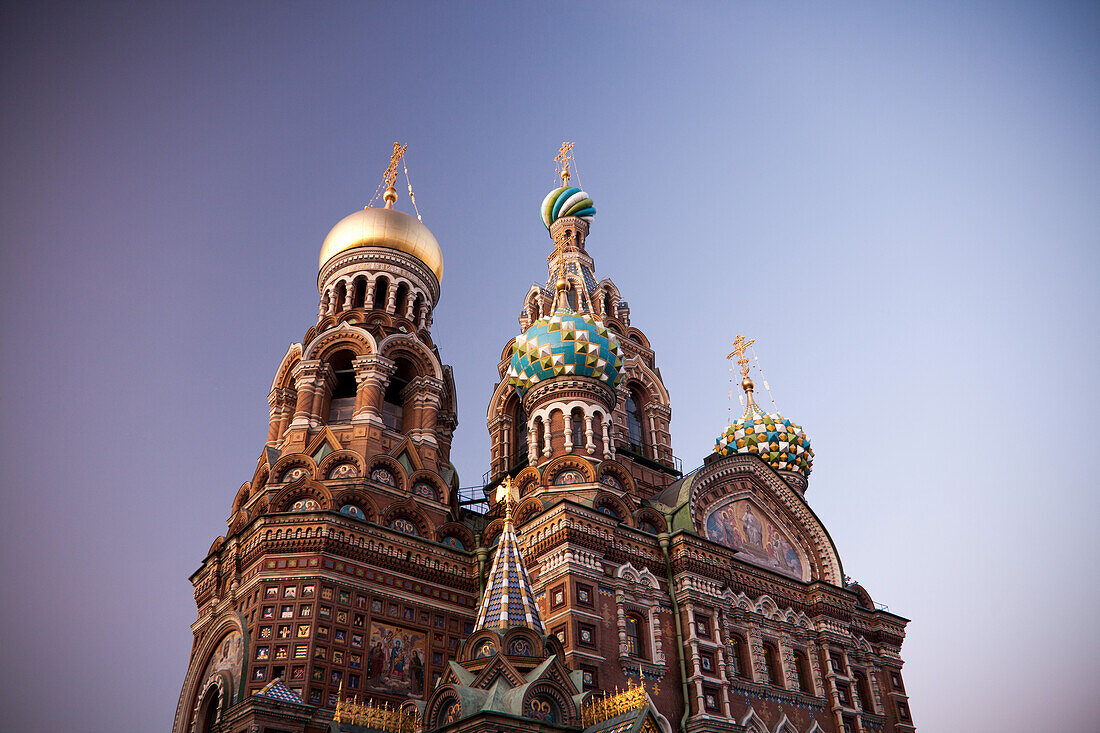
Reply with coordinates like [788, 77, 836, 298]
[383, 142, 408, 189]
[726, 334, 755, 379]
[555, 142, 574, 184]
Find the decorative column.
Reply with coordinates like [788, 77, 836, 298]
[563, 413, 573, 451]
[351, 355, 396, 425]
[407, 376, 444, 446]
[309, 363, 335, 428]
[527, 419, 538, 465]
[341, 281, 354, 311]
[365, 280, 376, 309]
[585, 415, 595, 455]
[603, 420, 614, 459]
[289, 360, 324, 428]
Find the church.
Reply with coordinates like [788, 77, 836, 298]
[172, 145, 916, 733]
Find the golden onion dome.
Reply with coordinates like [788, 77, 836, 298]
[318, 207, 443, 282]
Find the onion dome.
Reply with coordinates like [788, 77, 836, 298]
[506, 309, 622, 397]
[540, 186, 595, 229]
[715, 381, 813, 477]
[318, 206, 443, 281]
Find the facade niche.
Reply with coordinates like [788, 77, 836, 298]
[381, 358, 416, 433]
[327, 350, 357, 423]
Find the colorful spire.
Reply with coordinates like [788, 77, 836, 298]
[473, 478, 544, 633]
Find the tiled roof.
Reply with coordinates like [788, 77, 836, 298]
[254, 677, 306, 705]
[473, 516, 543, 632]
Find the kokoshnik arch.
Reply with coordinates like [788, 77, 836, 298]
[174, 144, 916, 733]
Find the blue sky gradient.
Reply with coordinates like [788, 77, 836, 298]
[1, 2, 1097, 730]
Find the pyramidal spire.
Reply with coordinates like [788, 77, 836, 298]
[473, 478, 544, 633]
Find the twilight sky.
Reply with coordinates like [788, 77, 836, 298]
[1, 2, 1097, 731]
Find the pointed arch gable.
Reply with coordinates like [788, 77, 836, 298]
[688, 456, 843, 585]
[270, 343, 303, 391]
[621, 355, 670, 405]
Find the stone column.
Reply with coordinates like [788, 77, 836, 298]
[365, 280, 376, 309]
[585, 415, 595, 455]
[603, 420, 614, 459]
[309, 364, 335, 428]
[351, 355, 396, 425]
[289, 360, 323, 428]
[563, 413, 573, 451]
[408, 376, 444, 446]
[527, 419, 538, 465]
[341, 281, 353, 311]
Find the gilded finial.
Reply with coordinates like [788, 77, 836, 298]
[496, 476, 516, 522]
[381, 142, 408, 208]
[727, 334, 756, 395]
[555, 141, 575, 185]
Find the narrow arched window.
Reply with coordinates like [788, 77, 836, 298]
[327, 350, 357, 423]
[762, 642, 782, 686]
[512, 405, 528, 469]
[571, 408, 585, 448]
[394, 282, 410, 317]
[854, 669, 873, 711]
[625, 613, 646, 659]
[333, 281, 347, 313]
[373, 277, 388, 310]
[794, 649, 812, 693]
[382, 366, 410, 433]
[351, 278, 366, 308]
[625, 389, 645, 450]
[730, 634, 748, 678]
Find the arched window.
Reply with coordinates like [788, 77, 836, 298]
[854, 669, 873, 711]
[381, 360, 414, 433]
[624, 613, 646, 659]
[394, 282, 410, 318]
[762, 641, 782, 686]
[794, 649, 812, 693]
[625, 389, 645, 450]
[351, 277, 366, 308]
[327, 350, 357, 423]
[512, 404, 528, 470]
[571, 408, 585, 448]
[198, 685, 219, 733]
[412, 293, 425, 327]
[730, 634, 749, 678]
[373, 277, 389, 310]
[333, 281, 347, 313]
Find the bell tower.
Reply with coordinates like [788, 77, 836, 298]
[487, 144, 678, 512]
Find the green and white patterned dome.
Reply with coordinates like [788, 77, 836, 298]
[715, 400, 813, 477]
[507, 310, 622, 397]
[540, 186, 595, 229]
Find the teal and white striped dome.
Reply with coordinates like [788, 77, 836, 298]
[540, 186, 595, 229]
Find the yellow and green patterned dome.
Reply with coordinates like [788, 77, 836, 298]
[507, 309, 622, 397]
[716, 398, 813, 477]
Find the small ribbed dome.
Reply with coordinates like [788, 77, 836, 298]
[319, 207, 443, 281]
[715, 402, 813, 477]
[540, 186, 595, 229]
[507, 311, 622, 397]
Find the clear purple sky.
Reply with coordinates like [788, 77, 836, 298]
[2, 2, 1097, 731]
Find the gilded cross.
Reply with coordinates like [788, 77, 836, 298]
[383, 142, 408, 189]
[727, 334, 755, 380]
[555, 141, 575, 185]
